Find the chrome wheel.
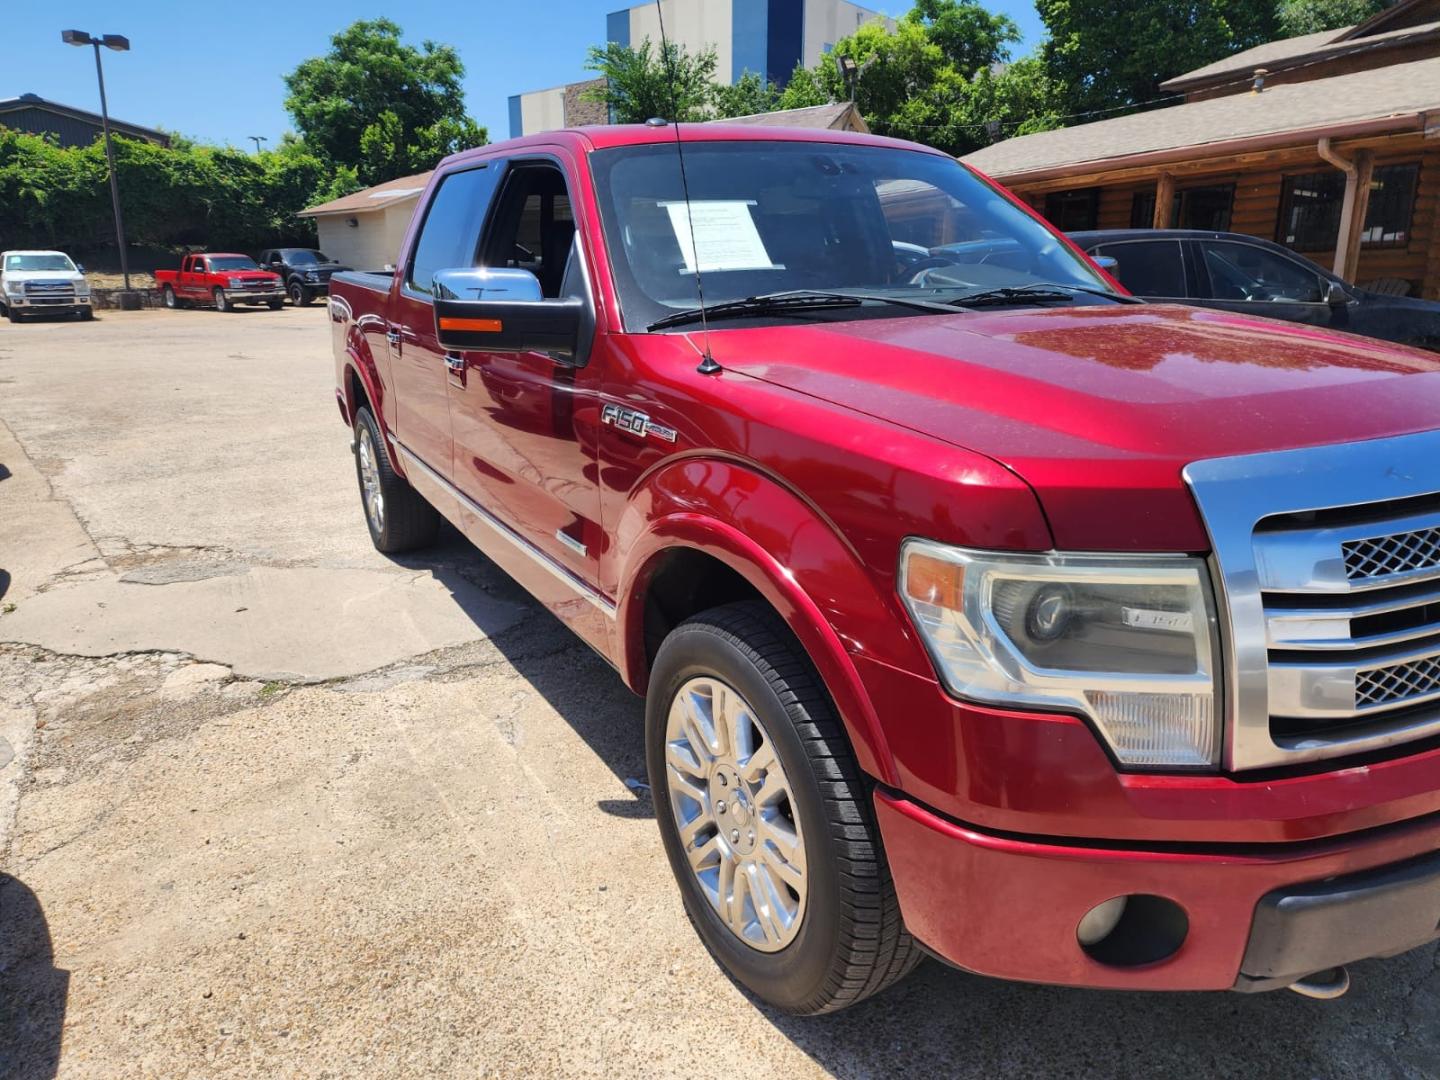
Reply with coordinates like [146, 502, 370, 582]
[665, 676, 807, 952]
[163, 286, 176, 309]
[357, 425, 384, 533]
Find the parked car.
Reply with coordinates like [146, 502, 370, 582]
[155, 253, 283, 312]
[256, 247, 349, 307]
[329, 124, 1440, 1014]
[1, 249, 93, 322]
[1070, 228, 1440, 350]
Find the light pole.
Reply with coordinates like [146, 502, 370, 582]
[248, 135, 267, 153]
[62, 30, 138, 308]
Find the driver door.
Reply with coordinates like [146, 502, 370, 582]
[443, 156, 605, 626]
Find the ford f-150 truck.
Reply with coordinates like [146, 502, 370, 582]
[156, 253, 283, 311]
[328, 124, 1440, 1015]
[1, 250, 93, 321]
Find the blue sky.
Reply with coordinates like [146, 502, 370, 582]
[4, 1, 1044, 149]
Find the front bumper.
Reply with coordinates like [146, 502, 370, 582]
[224, 288, 283, 302]
[7, 294, 90, 310]
[875, 789, 1440, 991]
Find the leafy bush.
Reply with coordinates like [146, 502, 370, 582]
[0, 127, 356, 256]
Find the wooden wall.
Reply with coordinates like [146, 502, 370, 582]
[1010, 138, 1440, 298]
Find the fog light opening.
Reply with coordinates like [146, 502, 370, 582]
[1078, 894, 1188, 967]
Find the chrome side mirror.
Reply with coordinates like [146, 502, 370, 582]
[433, 267, 543, 302]
[432, 267, 581, 359]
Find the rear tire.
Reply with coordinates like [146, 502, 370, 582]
[353, 406, 439, 553]
[647, 601, 920, 1015]
[213, 287, 229, 312]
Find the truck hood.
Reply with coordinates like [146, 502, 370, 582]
[4, 268, 86, 285]
[706, 304, 1440, 551]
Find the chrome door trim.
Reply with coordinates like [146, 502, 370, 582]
[396, 443, 615, 619]
[1184, 429, 1440, 771]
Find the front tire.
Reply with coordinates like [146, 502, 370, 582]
[647, 601, 919, 1015]
[267, 298, 283, 310]
[290, 282, 314, 306]
[352, 406, 440, 553]
[213, 287, 229, 312]
[162, 285, 178, 309]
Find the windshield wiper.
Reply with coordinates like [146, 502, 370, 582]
[646, 289, 956, 331]
[948, 282, 1140, 308]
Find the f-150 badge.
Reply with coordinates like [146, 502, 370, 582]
[602, 403, 677, 443]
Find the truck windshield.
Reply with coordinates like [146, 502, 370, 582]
[210, 256, 260, 271]
[286, 250, 328, 265]
[590, 141, 1115, 332]
[5, 254, 76, 272]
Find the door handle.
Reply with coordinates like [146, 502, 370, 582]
[444, 352, 466, 375]
[385, 328, 402, 347]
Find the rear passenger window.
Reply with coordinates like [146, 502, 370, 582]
[406, 165, 502, 297]
[1099, 240, 1187, 298]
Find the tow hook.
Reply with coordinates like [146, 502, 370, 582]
[1287, 966, 1350, 1000]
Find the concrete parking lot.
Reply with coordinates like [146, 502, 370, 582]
[1, 307, 1437, 1079]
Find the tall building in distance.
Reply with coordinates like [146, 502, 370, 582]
[508, 0, 894, 138]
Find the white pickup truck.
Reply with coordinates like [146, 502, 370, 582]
[1, 250, 94, 322]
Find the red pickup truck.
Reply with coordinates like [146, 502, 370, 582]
[156, 253, 283, 311]
[328, 124, 1440, 1013]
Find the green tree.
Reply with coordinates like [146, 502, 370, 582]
[774, 62, 831, 109]
[965, 57, 1066, 146]
[284, 18, 486, 184]
[712, 70, 780, 118]
[905, 0, 1020, 76]
[1276, 0, 1386, 36]
[583, 39, 718, 122]
[1036, 1, 1278, 117]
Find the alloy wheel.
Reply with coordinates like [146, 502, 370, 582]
[357, 425, 385, 533]
[664, 676, 807, 951]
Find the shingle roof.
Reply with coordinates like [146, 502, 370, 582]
[963, 57, 1440, 182]
[1160, 19, 1440, 91]
[297, 171, 434, 217]
[711, 102, 870, 132]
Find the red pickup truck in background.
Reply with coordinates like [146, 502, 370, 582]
[156, 253, 283, 312]
[327, 124, 1440, 1014]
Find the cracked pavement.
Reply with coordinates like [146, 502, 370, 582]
[1, 309, 1438, 1079]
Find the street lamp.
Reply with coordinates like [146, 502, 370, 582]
[62, 29, 138, 307]
[834, 54, 877, 102]
[248, 135, 267, 153]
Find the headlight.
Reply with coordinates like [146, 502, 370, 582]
[3, 282, 22, 297]
[228, 277, 245, 289]
[305, 271, 320, 281]
[899, 540, 1220, 769]
[74, 281, 90, 296]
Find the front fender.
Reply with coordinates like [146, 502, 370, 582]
[614, 460, 931, 786]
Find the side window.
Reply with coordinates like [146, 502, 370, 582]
[1200, 241, 1323, 303]
[482, 165, 577, 299]
[406, 164, 502, 297]
[1097, 241, 1186, 298]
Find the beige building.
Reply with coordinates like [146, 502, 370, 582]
[509, 0, 893, 136]
[296, 173, 432, 272]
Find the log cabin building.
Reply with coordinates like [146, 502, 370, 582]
[963, 0, 1440, 298]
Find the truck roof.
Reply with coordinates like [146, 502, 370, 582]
[440, 122, 948, 171]
[2, 249, 71, 257]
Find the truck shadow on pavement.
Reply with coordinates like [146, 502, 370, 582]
[389, 523, 655, 822]
[0, 874, 69, 1080]
[385, 529, 1440, 1078]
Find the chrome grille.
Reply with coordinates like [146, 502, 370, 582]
[24, 280, 75, 295]
[1184, 431, 1440, 771]
[1343, 527, 1440, 581]
[1356, 655, 1440, 708]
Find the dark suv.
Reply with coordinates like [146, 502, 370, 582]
[1069, 229, 1440, 351]
[257, 248, 349, 307]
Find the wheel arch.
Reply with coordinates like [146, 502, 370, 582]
[615, 464, 905, 786]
